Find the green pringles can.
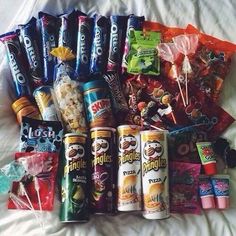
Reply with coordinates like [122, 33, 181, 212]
[60, 133, 89, 222]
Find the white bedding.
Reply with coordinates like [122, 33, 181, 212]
[0, 0, 236, 235]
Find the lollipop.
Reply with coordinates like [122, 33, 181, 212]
[157, 43, 186, 107]
[173, 34, 199, 105]
[19, 154, 44, 214]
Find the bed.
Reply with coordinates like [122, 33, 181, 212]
[0, 0, 236, 235]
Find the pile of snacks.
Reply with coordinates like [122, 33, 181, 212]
[0, 8, 236, 227]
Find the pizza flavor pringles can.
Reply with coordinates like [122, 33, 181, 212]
[117, 125, 142, 211]
[90, 127, 116, 214]
[140, 130, 170, 220]
[60, 133, 89, 222]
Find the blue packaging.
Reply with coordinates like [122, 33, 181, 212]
[90, 15, 110, 75]
[75, 16, 93, 80]
[19, 17, 44, 88]
[38, 12, 58, 85]
[107, 15, 127, 72]
[0, 31, 31, 98]
[19, 116, 63, 152]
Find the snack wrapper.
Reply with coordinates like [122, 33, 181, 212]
[8, 152, 58, 211]
[51, 46, 87, 133]
[19, 117, 63, 152]
[169, 161, 201, 214]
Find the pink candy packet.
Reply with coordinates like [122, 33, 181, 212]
[169, 161, 201, 214]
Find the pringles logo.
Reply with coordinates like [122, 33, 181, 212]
[142, 140, 166, 176]
[91, 137, 112, 166]
[118, 134, 140, 165]
[64, 159, 86, 177]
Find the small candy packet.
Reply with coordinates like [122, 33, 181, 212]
[127, 30, 161, 75]
[169, 161, 201, 214]
[19, 117, 63, 152]
[8, 152, 59, 211]
[168, 126, 208, 163]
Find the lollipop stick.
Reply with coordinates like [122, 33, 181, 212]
[34, 176, 45, 230]
[176, 77, 186, 107]
[168, 104, 177, 124]
[19, 183, 44, 231]
[185, 72, 189, 105]
[9, 191, 44, 232]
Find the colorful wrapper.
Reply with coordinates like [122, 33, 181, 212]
[19, 117, 63, 153]
[0, 31, 31, 98]
[90, 14, 110, 75]
[211, 175, 230, 209]
[107, 15, 127, 72]
[121, 15, 145, 73]
[19, 17, 44, 88]
[75, 16, 93, 79]
[38, 12, 58, 85]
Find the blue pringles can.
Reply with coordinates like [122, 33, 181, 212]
[19, 17, 44, 88]
[83, 80, 115, 128]
[0, 31, 31, 98]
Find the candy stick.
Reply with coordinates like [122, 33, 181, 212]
[168, 103, 177, 124]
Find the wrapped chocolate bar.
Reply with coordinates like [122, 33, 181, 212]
[19, 17, 44, 89]
[51, 46, 87, 134]
[38, 12, 59, 85]
[0, 31, 31, 98]
[90, 14, 110, 75]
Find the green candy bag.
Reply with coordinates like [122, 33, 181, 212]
[127, 30, 161, 75]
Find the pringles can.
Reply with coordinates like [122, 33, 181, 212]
[117, 125, 142, 211]
[83, 80, 115, 128]
[60, 133, 89, 222]
[140, 130, 170, 220]
[34, 85, 60, 121]
[90, 127, 116, 214]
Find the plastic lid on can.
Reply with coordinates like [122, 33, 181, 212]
[64, 133, 87, 138]
[140, 129, 169, 134]
[12, 97, 32, 113]
[82, 80, 107, 92]
[90, 127, 116, 133]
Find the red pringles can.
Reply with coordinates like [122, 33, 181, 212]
[90, 127, 116, 214]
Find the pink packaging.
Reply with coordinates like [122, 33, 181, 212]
[169, 161, 201, 214]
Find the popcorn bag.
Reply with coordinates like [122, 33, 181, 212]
[51, 46, 87, 134]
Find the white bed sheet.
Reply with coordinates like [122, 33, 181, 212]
[0, 0, 236, 235]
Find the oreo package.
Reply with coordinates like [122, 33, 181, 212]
[90, 14, 110, 75]
[107, 15, 127, 72]
[75, 16, 93, 79]
[0, 31, 31, 98]
[121, 15, 145, 73]
[38, 12, 58, 85]
[19, 117, 63, 153]
[19, 17, 44, 88]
